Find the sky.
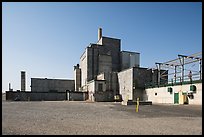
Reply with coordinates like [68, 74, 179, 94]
[2, 2, 202, 92]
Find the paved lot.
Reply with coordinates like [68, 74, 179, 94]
[2, 101, 202, 135]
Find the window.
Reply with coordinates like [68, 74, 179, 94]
[98, 83, 103, 91]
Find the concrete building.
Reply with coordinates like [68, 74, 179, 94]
[6, 71, 86, 101]
[76, 28, 149, 102]
[78, 28, 123, 101]
[143, 82, 202, 105]
[118, 67, 152, 103]
[6, 28, 201, 104]
[31, 78, 74, 92]
[74, 28, 172, 103]
[6, 76, 87, 101]
[118, 66, 169, 105]
[79, 41, 121, 89]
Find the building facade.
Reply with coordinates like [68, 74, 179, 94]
[75, 28, 153, 102]
[31, 78, 74, 92]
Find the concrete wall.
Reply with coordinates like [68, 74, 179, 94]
[80, 48, 88, 87]
[118, 68, 133, 101]
[87, 80, 113, 102]
[110, 72, 119, 95]
[96, 72, 119, 96]
[118, 67, 152, 100]
[79, 35, 121, 92]
[87, 80, 95, 101]
[100, 37, 121, 72]
[95, 80, 106, 92]
[94, 91, 114, 102]
[118, 67, 156, 104]
[6, 91, 67, 101]
[31, 78, 74, 92]
[87, 80, 106, 92]
[80, 45, 100, 88]
[133, 67, 152, 88]
[87, 80, 107, 101]
[6, 91, 89, 101]
[86, 78, 113, 102]
[68, 91, 88, 101]
[133, 88, 144, 101]
[98, 54, 112, 74]
[120, 51, 140, 70]
[144, 83, 202, 105]
[88, 46, 99, 81]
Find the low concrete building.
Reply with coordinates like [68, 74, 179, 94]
[31, 78, 74, 92]
[144, 82, 202, 105]
[118, 67, 153, 104]
[6, 91, 67, 101]
[6, 89, 89, 101]
[118, 66, 169, 104]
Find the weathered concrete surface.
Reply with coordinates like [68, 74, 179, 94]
[144, 83, 202, 105]
[31, 78, 74, 92]
[2, 101, 202, 135]
[5, 91, 67, 101]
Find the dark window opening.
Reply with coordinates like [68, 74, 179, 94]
[98, 83, 103, 91]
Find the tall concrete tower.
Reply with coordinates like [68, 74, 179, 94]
[74, 64, 81, 91]
[98, 28, 102, 41]
[8, 83, 13, 91]
[21, 71, 26, 91]
[9, 83, 11, 91]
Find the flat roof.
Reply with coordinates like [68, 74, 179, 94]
[31, 78, 74, 81]
[102, 36, 121, 41]
[121, 50, 140, 54]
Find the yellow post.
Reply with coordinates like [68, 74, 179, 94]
[136, 97, 139, 112]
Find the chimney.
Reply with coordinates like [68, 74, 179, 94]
[21, 71, 26, 91]
[98, 28, 102, 41]
[9, 83, 11, 91]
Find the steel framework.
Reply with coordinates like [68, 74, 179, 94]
[152, 52, 202, 86]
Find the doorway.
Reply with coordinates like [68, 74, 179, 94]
[183, 94, 189, 104]
[174, 93, 179, 104]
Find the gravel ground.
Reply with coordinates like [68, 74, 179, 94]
[2, 101, 202, 135]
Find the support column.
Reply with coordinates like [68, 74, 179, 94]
[181, 57, 184, 83]
[199, 59, 202, 80]
[174, 65, 177, 84]
[156, 63, 161, 86]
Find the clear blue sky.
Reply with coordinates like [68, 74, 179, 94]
[2, 2, 202, 92]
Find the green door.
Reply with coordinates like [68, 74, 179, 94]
[174, 93, 179, 104]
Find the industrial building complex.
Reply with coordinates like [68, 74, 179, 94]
[6, 28, 202, 105]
